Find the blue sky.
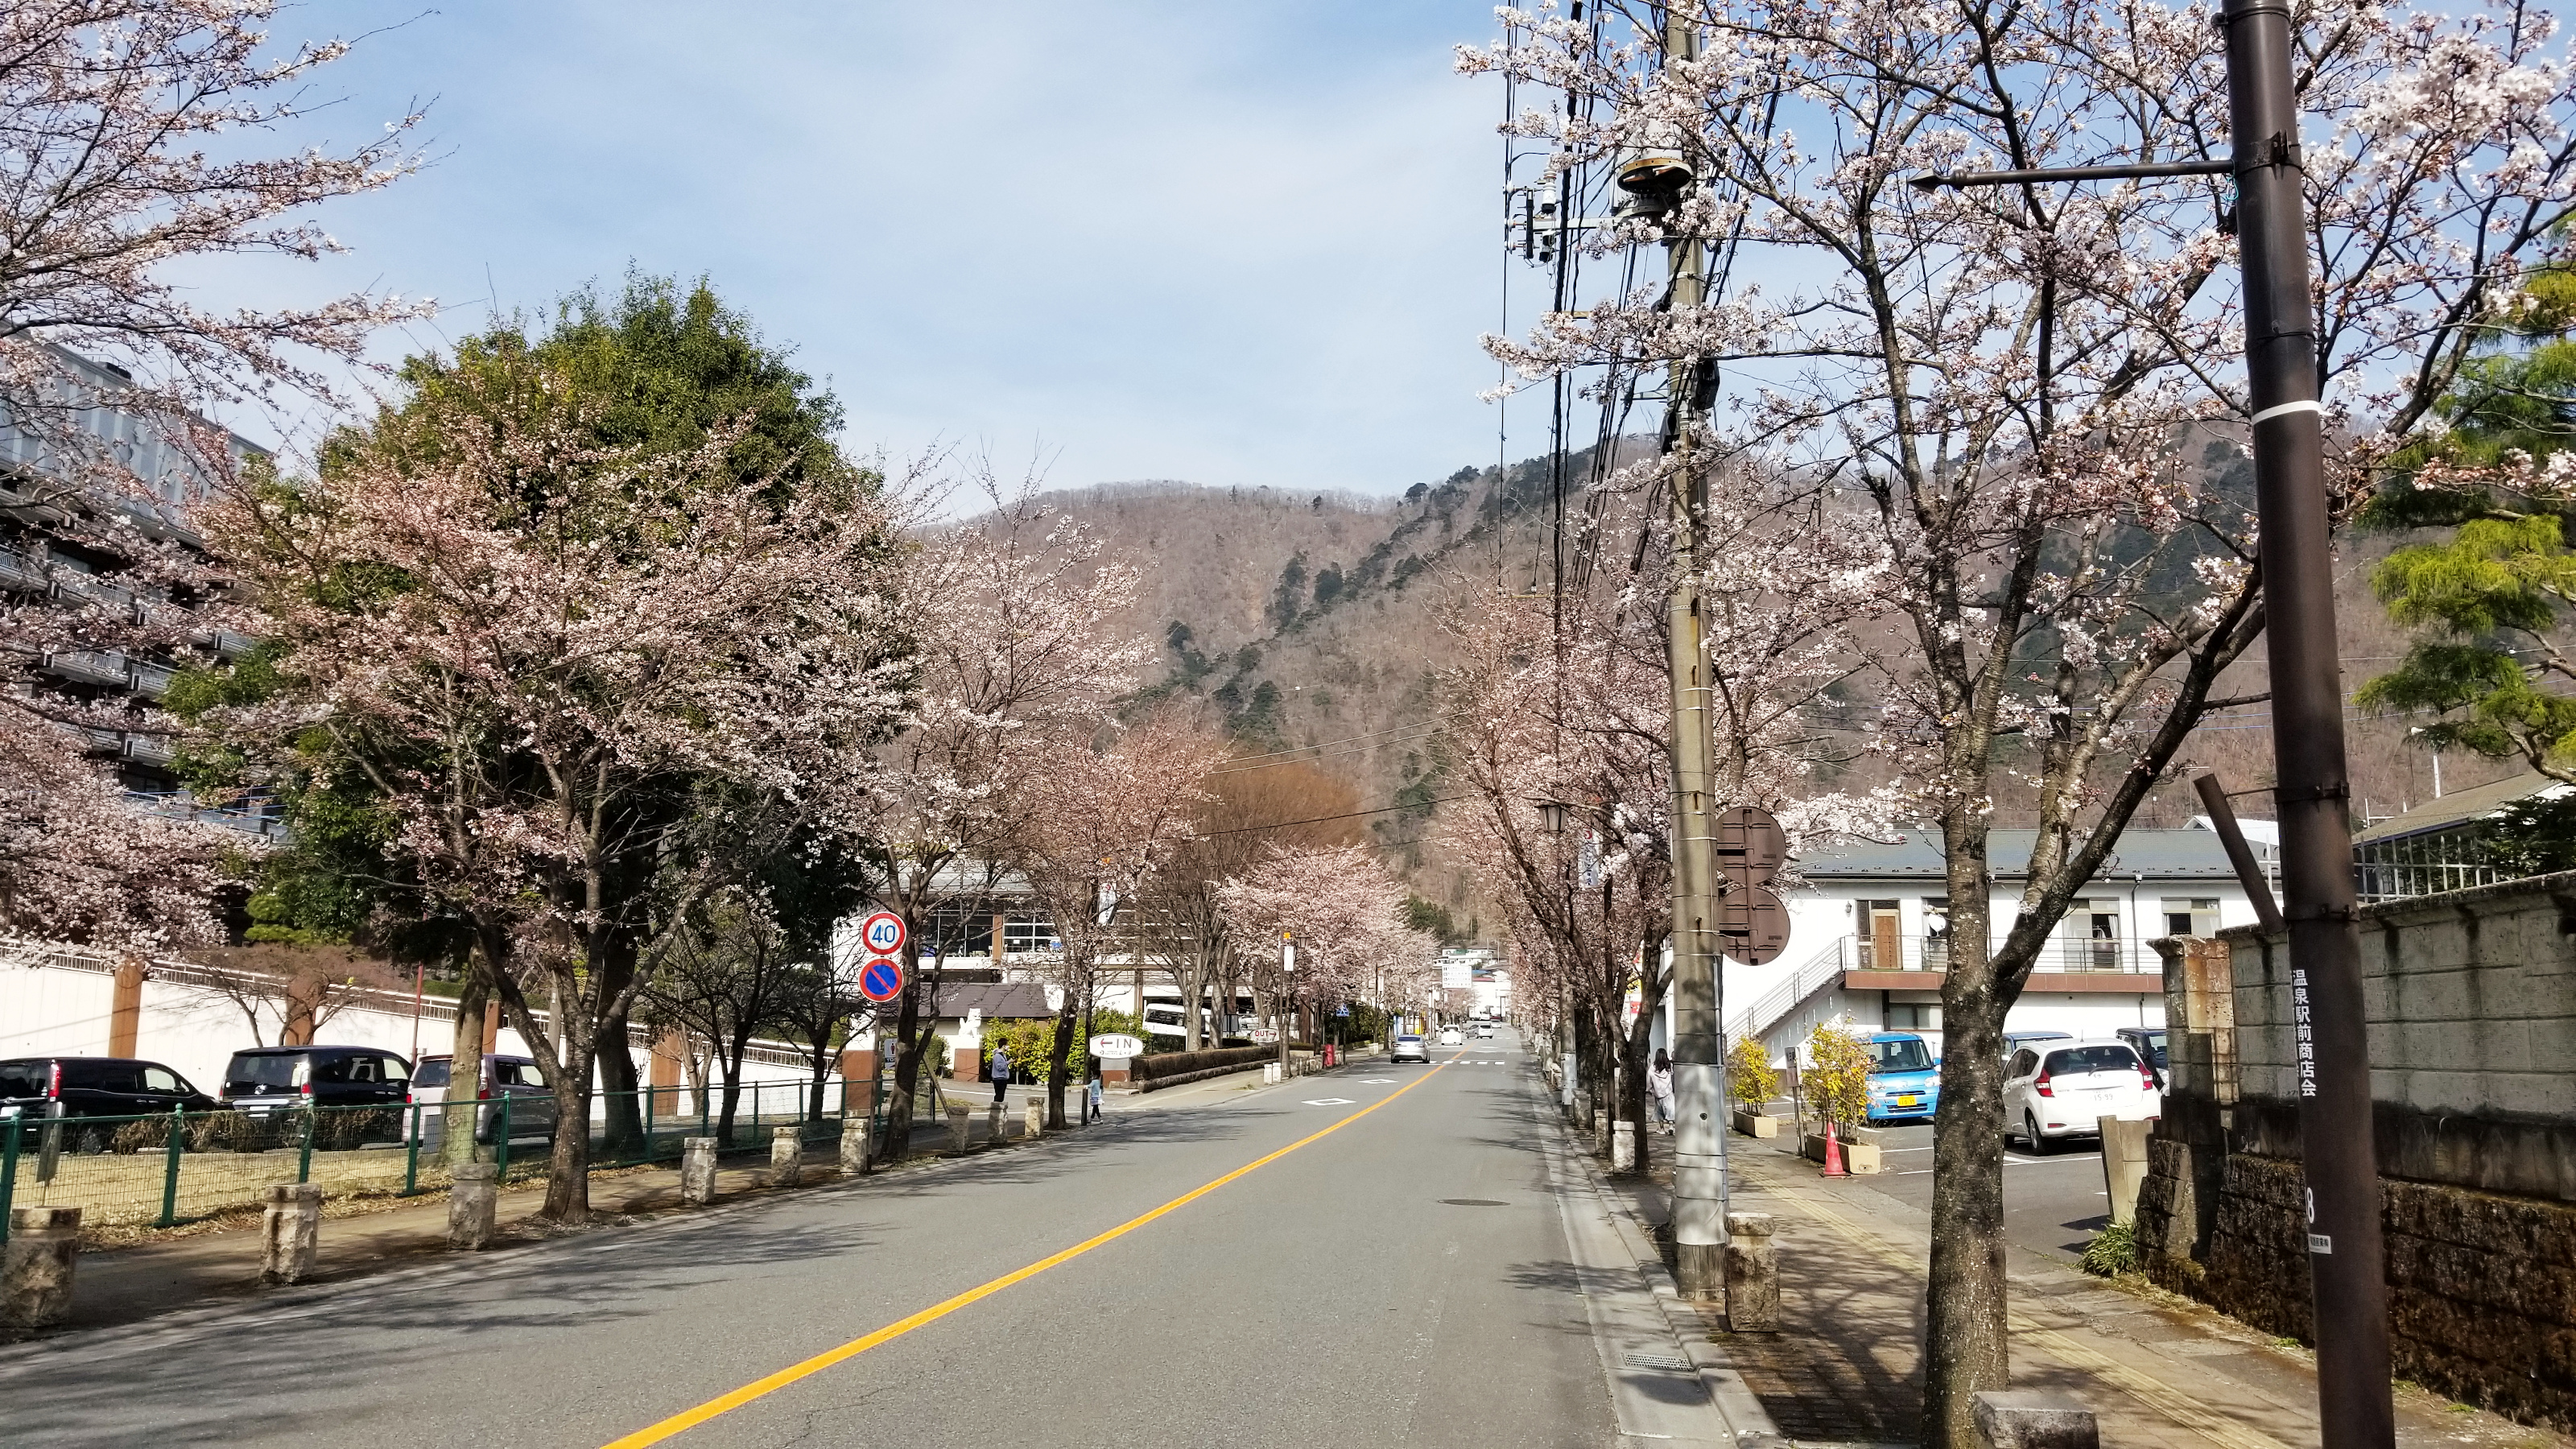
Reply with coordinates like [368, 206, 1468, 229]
[208, 2, 1523, 497]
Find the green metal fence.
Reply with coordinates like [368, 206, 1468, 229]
[0, 1076, 854, 1247]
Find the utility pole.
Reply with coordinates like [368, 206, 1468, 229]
[1641, 3, 1728, 1302]
[1909, 0, 2396, 1439]
[2222, 0, 2393, 1439]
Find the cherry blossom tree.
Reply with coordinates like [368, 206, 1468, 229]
[1434, 468, 1885, 1152]
[1214, 843, 1438, 1058]
[1464, 1, 2576, 1436]
[2, 1, 426, 949]
[1006, 708, 1223, 1128]
[199, 365, 908, 1220]
[855, 477, 1151, 1154]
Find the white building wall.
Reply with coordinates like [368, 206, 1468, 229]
[1, 958, 816, 1100]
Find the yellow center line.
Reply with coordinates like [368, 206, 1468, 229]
[601, 1054, 1463, 1447]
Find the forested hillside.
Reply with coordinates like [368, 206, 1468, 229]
[1045, 448, 2537, 918]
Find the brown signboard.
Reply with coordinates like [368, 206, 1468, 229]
[1713, 806, 1791, 965]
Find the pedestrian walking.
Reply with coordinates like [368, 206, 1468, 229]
[988, 1041, 1013, 1106]
[1085, 1070, 1104, 1123]
[1649, 1049, 1675, 1134]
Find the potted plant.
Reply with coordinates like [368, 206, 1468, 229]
[1798, 1021, 1883, 1173]
[1728, 1037, 1781, 1137]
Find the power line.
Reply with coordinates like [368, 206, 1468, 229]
[1195, 794, 1472, 838]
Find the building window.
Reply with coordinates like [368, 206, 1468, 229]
[1002, 915, 1058, 955]
[2160, 897, 2220, 937]
[1887, 1002, 1942, 1030]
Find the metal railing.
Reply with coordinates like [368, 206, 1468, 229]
[1724, 939, 1852, 1044]
[0, 1078, 855, 1246]
[1851, 934, 2156, 975]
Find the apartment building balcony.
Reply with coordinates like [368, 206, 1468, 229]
[125, 789, 285, 839]
[1842, 934, 2161, 993]
[42, 650, 134, 688]
[0, 544, 44, 593]
[121, 732, 176, 767]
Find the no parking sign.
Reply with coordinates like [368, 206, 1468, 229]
[858, 956, 905, 1003]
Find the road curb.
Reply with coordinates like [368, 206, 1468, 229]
[1535, 1071, 1788, 1448]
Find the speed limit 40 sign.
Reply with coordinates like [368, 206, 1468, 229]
[858, 911, 906, 957]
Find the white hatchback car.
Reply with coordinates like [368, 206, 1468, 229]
[1437, 1028, 1466, 1047]
[2001, 1038, 2160, 1152]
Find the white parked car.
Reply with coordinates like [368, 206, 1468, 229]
[2001, 1039, 2160, 1152]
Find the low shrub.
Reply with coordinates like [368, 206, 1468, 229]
[109, 1117, 173, 1154]
[2079, 1218, 2139, 1278]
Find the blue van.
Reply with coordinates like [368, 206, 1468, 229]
[1864, 1032, 1941, 1124]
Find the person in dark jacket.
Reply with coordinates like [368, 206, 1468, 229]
[989, 1042, 1013, 1105]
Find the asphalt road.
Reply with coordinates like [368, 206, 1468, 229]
[2, 1044, 1627, 1449]
[1853, 1119, 2116, 1258]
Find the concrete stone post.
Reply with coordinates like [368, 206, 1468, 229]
[2, 1205, 80, 1328]
[259, 1183, 322, 1285]
[946, 1104, 970, 1154]
[448, 1162, 497, 1249]
[1612, 1120, 1637, 1174]
[1971, 1391, 2099, 1449]
[840, 1117, 871, 1176]
[2096, 1117, 2151, 1225]
[770, 1126, 803, 1188]
[1723, 1212, 1778, 1331]
[986, 1101, 1005, 1145]
[1025, 1097, 1045, 1141]
[680, 1136, 717, 1205]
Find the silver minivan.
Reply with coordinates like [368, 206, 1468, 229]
[409, 1053, 557, 1146]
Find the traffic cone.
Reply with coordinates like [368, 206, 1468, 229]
[1821, 1120, 1848, 1178]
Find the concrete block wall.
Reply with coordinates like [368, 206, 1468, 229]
[2222, 872, 2576, 1198]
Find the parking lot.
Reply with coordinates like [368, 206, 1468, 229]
[1850, 1119, 2117, 1259]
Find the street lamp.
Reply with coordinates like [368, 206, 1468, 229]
[1534, 798, 1570, 836]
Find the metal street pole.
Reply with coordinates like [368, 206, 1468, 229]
[1646, 4, 1728, 1302]
[2222, 3, 2393, 1438]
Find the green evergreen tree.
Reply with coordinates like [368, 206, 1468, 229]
[2358, 265, 2576, 782]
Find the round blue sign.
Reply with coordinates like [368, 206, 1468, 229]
[858, 956, 905, 1003]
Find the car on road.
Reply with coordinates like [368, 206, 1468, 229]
[0, 1056, 219, 1121]
[1437, 1028, 1466, 1046]
[1390, 1034, 1430, 1064]
[1863, 1032, 1940, 1124]
[1473, 1024, 1495, 1039]
[2001, 1038, 2160, 1152]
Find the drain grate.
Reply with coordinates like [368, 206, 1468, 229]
[1439, 1198, 1508, 1207]
[1623, 1351, 1693, 1371]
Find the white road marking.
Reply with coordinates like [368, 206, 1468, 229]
[1358, 1078, 1396, 1084]
[1303, 1097, 1356, 1106]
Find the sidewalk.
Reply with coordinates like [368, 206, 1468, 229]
[1629, 1129, 2573, 1449]
[18, 1053, 1331, 1343]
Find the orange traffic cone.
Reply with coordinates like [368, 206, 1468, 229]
[1821, 1119, 1848, 1178]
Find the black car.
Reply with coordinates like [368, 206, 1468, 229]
[0, 1055, 220, 1121]
[220, 1046, 414, 1115]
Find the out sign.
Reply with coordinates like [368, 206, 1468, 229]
[860, 911, 906, 957]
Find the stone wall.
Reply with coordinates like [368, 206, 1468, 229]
[2133, 880, 2576, 1433]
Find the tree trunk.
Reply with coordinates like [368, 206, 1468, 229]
[593, 933, 645, 1156]
[1045, 997, 1077, 1129]
[440, 969, 490, 1169]
[883, 968, 923, 1159]
[596, 1016, 642, 1158]
[716, 1027, 752, 1146]
[1922, 816, 2008, 1448]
